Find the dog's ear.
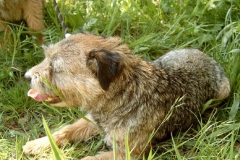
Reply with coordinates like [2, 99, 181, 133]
[87, 49, 123, 90]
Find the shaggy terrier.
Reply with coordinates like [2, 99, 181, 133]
[23, 33, 230, 160]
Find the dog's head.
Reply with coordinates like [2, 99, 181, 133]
[25, 33, 132, 107]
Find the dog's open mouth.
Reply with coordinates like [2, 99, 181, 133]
[27, 89, 61, 104]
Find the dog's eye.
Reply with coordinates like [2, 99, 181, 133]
[52, 65, 64, 73]
[51, 58, 65, 73]
[48, 65, 53, 76]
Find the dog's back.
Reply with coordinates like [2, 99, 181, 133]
[149, 49, 230, 140]
[153, 49, 230, 101]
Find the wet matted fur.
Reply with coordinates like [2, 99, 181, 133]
[23, 33, 230, 160]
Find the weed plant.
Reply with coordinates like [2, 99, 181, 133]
[0, 0, 239, 159]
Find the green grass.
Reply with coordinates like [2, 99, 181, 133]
[0, 0, 240, 159]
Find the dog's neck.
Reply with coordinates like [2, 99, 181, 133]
[83, 59, 170, 130]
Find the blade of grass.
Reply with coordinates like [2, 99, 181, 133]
[113, 131, 117, 160]
[42, 116, 64, 160]
[171, 134, 182, 160]
[125, 130, 131, 160]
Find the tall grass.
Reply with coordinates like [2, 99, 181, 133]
[0, 0, 239, 159]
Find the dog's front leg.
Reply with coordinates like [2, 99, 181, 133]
[23, 114, 98, 155]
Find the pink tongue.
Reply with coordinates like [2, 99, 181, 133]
[27, 89, 48, 102]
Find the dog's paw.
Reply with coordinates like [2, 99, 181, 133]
[23, 136, 50, 155]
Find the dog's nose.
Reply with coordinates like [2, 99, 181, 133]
[24, 71, 32, 81]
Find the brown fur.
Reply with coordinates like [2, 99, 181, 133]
[23, 33, 230, 159]
[0, 0, 45, 44]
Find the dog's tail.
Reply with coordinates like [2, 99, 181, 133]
[52, 0, 71, 38]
